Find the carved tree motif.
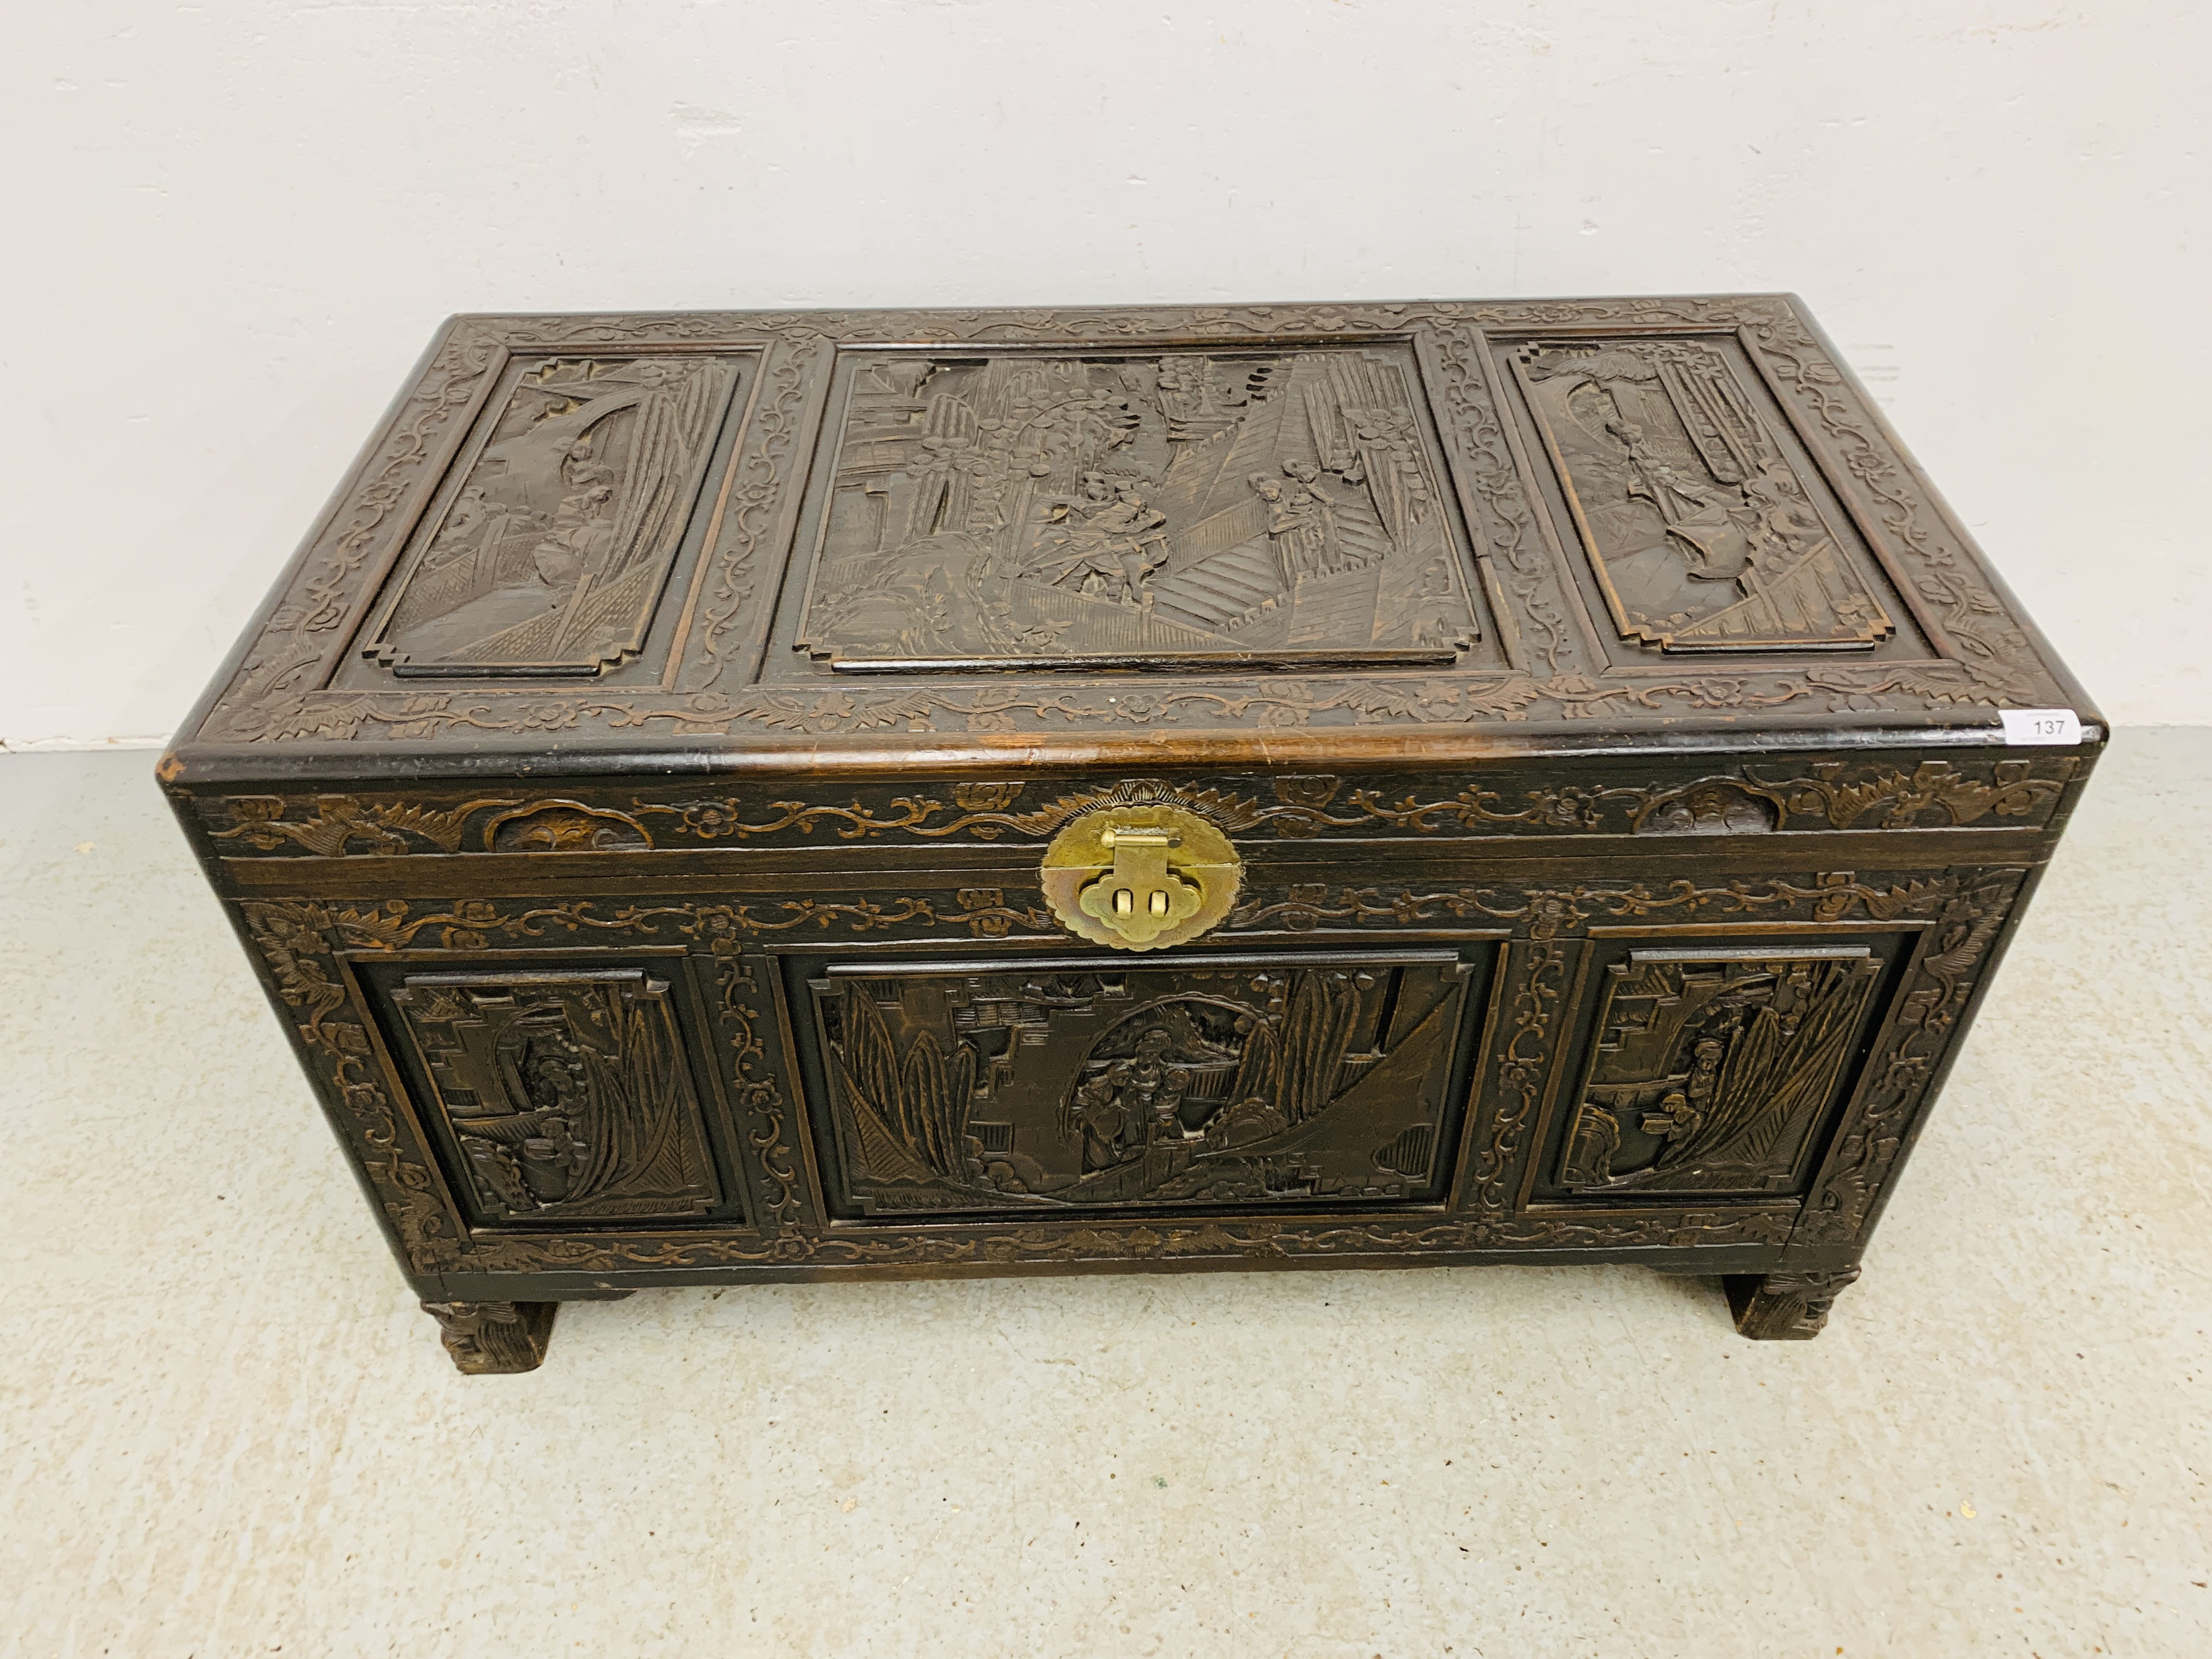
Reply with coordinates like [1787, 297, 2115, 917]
[834, 989, 982, 1190]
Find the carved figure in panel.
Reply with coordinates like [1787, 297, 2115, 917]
[1514, 341, 1894, 653]
[391, 970, 721, 1221]
[1554, 949, 1885, 1196]
[812, 956, 1471, 1215]
[797, 347, 1481, 667]
[362, 354, 739, 677]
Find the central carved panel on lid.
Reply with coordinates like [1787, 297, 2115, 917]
[802, 950, 1480, 1218]
[793, 345, 1482, 672]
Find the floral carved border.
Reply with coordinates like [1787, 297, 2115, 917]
[1793, 871, 2027, 1244]
[1228, 871, 1956, 935]
[1742, 312, 2031, 679]
[241, 901, 464, 1271]
[452, 1209, 1801, 1274]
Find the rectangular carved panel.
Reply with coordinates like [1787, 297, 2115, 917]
[387, 968, 724, 1223]
[357, 353, 741, 678]
[1509, 337, 1895, 654]
[789, 345, 1482, 672]
[1549, 946, 1888, 1199]
[799, 950, 1482, 1218]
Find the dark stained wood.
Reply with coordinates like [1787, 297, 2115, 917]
[162, 298, 2100, 1370]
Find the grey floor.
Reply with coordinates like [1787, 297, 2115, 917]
[3, 733, 2206, 1658]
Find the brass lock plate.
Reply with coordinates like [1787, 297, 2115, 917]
[1040, 804, 1241, 952]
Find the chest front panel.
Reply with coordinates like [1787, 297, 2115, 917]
[191, 752, 2056, 1287]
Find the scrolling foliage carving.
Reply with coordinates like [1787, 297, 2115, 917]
[454, 1205, 1801, 1277]
[241, 901, 462, 1271]
[1228, 871, 1953, 935]
[1795, 872, 2024, 1244]
[1742, 311, 2031, 677]
[199, 755, 2073, 857]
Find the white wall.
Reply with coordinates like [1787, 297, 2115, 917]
[3, 0, 2203, 746]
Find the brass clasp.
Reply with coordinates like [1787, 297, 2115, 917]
[1079, 827, 1202, 944]
[1040, 804, 1241, 952]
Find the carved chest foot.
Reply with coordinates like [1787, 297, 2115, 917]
[422, 1300, 558, 1374]
[1725, 1267, 1863, 1341]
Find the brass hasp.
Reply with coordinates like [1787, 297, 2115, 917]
[1039, 803, 1242, 951]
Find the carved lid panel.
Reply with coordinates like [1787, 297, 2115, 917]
[778, 342, 1490, 675]
[341, 351, 748, 685]
[177, 298, 2092, 767]
[1503, 336, 1914, 659]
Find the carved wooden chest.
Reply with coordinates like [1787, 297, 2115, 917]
[165, 297, 2099, 1372]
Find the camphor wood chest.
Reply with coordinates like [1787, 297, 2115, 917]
[166, 296, 2100, 1373]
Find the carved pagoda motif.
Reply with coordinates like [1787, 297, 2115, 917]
[812, 956, 1472, 1215]
[390, 970, 722, 1221]
[360, 353, 740, 677]
[1555, 949, 1886, 1196]
[795, 346, 1481, 669]
[1514, 339, 1895, 653]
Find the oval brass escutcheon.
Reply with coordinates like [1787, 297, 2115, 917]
[1040, 804, 1241, 952]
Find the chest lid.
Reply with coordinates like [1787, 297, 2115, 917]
[172, 296, 2094, 783]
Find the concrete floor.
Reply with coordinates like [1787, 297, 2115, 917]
[2, 732, 2206, 1658]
